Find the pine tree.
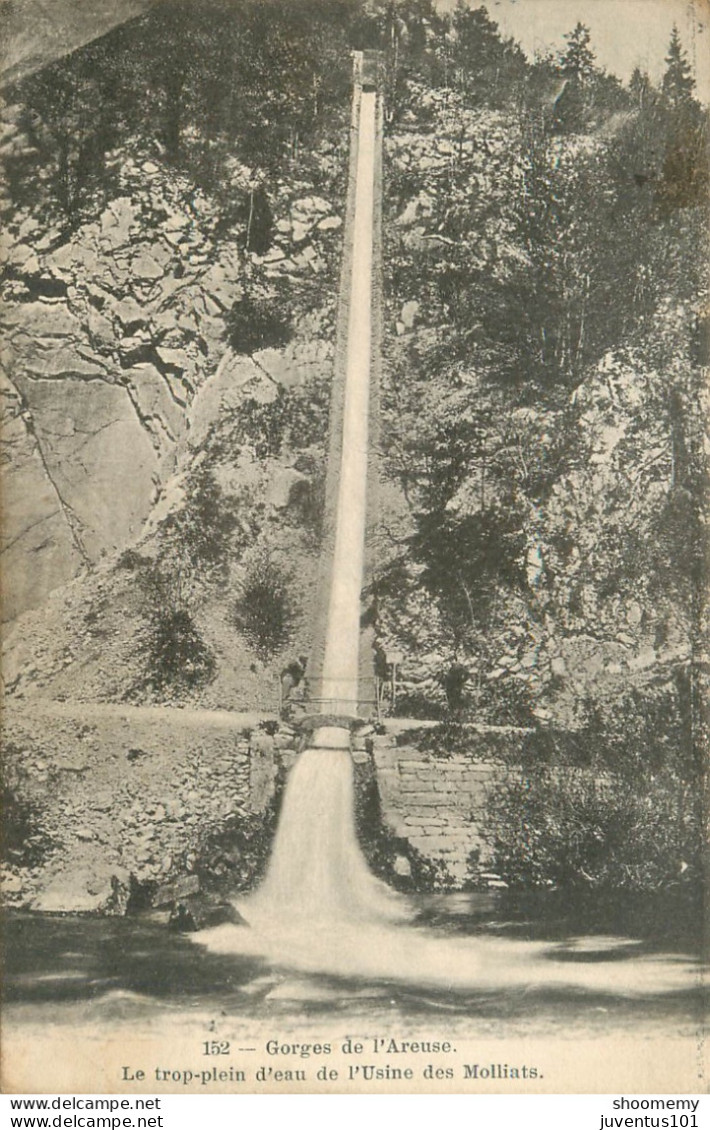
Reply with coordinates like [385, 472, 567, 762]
[629, 66, 652, 108]
[559, 22, 595, 81]
[662, 25, 695, 106]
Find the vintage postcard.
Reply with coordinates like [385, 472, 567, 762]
[1, 0, 707, 1096]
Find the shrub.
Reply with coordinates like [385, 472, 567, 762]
[232, 553, 298, 661]
[481, 753, 701, 892]
[142, 607, 216, 691]
[470, 676, 536, 726]
[477, 670, 704, 892]
[285, 470, 326, 543]
[116, 548, 154, 571]
[406, 721, 520, 758]
[221, 392, 291, 461]
[224, 294, 292, 355]
[156, 471, 252, 582]
[209, 379, 330, 464]
[392, 690, 447, 720]
[2, 783, 56, 867]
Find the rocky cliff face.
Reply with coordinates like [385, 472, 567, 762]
[1, 159, 224, 618]
[2, 1, 705, 916]
[1, 110, 346, 627]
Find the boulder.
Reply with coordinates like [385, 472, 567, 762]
[152, 874, 201, 908]
[43, 243, 76, 278]
[395, 198, 420, 226]
[393, 854, 412, 878]
[163, 210, 190, 233]
[112, 296, 148, 331]
[291, 220, 311, 243]
[316, 215, 342, 232]
[131, 251, 165, 281]
[17, 216, 40, 240]
[6, 242, 38, 271]
[163, 229, 185, 247]
[291, 195, 331, 220]
[32, 862, 130, 914]
[168, 894, 246, 932]
[262, 246, 287, 263]
[99, 197, 136, 248]
[156, 346, 192, 372]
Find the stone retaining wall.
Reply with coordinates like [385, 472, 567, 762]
[371, 726, 530, 883]
[3, 701, 296, 911]
[3, 702, 530, 906]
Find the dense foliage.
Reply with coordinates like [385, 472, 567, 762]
[481, 679, 703, 891]
[368, 7, 707, 742]
[3, 0, 358, 227]
[2, 751, 57, 868]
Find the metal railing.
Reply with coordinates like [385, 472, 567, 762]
[277, 674, 390, 721]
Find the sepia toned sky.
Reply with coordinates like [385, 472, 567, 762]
[472, 0, 710, 100]
[3, 0, 709, 102]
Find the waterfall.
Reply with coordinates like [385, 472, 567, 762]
[318, 87, 376, 714]
[241, 748, 409, 926]
[229, 60, 408, 932]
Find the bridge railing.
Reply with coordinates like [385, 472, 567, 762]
[277, 675, 388, 721]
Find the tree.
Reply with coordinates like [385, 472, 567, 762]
[629, 66, 652, 109]
[657, 28, 707, 213]
[662, 25, 695, 107]
[449, 1, 525, 104]
[559, 22, 595, 81]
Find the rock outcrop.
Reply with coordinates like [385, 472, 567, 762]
[1, 130, 345, 622]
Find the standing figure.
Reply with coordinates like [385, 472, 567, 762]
[280, 654, 308, 715]
[443, 660, 469, 716]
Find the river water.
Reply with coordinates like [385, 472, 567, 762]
[4, 888, 705, 1093]
[3, 747, 706, 1092]
[4, 889, 704, 1037]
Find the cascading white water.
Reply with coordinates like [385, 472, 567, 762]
[218, 66, 412, 934]
[240, 748, 409, 926]
[232, 76, 405, 930]
[319, 87, 376, 715]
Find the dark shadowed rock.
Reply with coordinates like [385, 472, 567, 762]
[153, 873, 200, 907]
[168, 893, 246, 931]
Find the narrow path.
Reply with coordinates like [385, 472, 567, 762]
[319, 89, 378, 717]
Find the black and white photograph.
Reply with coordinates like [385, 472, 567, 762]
[1, 0, 707, 1096]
